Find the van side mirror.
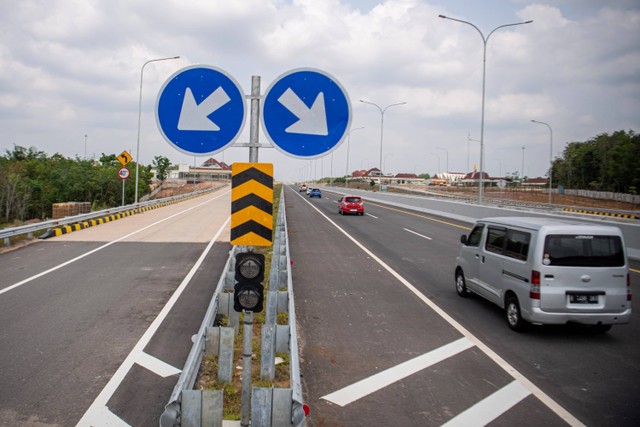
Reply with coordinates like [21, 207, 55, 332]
[460, 235, 468, 245]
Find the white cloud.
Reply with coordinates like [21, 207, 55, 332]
[0, 0, 638, 180]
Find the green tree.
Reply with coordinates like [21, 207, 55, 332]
[551, 130, 638, 193]
[0, 145, 154, 222]
[153, 156, 171, 181]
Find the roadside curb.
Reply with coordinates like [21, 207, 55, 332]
[561, 207, 637, 219]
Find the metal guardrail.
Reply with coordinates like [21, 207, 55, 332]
[0, 186, 223, 246]
[160, 187, 305, 426]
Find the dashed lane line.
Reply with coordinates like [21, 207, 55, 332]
[404, 227, 433, 240]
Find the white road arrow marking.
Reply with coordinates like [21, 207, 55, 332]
[278, 88, 328, 136]
[178, 86, 230, 131]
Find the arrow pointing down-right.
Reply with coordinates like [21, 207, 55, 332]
[278, 88, 328, 136]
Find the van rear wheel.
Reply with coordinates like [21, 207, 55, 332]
[455, 271, 470, 297]
[505, 296, 527, 332]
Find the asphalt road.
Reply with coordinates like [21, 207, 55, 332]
[287, 185, 640, 427]
[1, 183, 638, 427]
[0, 188, 232, 427]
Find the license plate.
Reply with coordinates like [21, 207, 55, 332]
[350, 209, 357, 212]
[569, 294, 599, 304]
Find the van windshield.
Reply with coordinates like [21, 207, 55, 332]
[543, 235, 625, 267]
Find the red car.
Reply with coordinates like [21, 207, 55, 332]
[338, 195, 365, 215]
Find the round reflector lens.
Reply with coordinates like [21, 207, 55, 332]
[238, 258, 261, 280]
[237, 289, 260, 309]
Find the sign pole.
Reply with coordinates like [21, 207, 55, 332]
[249, 75, 261, 163]
[240, 74, 261, 427]
[117, 166, 131, 206]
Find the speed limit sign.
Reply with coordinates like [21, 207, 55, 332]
[118, 167, 130, 180]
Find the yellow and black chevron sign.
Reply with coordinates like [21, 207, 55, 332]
[231, 162, 274, 246]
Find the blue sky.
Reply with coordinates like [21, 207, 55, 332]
[1, 0, 638, 181]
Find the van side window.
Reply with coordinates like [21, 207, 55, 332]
[486, 227, 506, 254]
[467, 225, 484, 246]
[504, 230, 531, 261]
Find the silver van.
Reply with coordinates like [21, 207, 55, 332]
[455, 217, 632, 332]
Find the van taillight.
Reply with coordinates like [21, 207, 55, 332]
[530, 270, 541, 299]
[628, 273, 632, 301]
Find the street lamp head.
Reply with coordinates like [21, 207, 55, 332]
[438, 14, 447, 18]
[523, 20, 533, 24]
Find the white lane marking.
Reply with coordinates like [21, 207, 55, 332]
[0, 191, 230, 297]
[87, 406, 129, 426]
[365, 212, 377, 218]
[292, 187, 585, 427]
[76, 216, 230, 427]
[136, 351, 181, 378]
[322, 338, 474, 407]
[441, 381, 531, 427]
[404, 227, 432, 240]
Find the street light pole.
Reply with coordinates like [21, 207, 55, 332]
[468, 134, 481, 173]
[345, 126, 364, 188]
[359, 100, 406, 182]
[521, 145, 526, 183]
[436, 146, 449, 173]
[531, 120, 553, 204]
[134, 56, 180, 204]
[439, 15, 532, 203]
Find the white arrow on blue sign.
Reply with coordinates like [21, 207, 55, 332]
[155, 65, 246, 156]
[262, 68, 351, 159]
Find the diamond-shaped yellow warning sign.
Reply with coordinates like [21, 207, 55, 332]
[117, 151, 132, 166]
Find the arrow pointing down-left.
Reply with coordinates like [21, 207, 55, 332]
[178, 87, 231, 131]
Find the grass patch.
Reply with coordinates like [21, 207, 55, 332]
[277, 312, 289, 325]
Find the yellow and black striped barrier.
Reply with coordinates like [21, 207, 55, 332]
[230, 162, 273, 247]
[561, 207, 637, 219]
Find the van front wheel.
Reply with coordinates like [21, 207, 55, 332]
[505, 296, 527, 332]
[455, 271, 470, 297]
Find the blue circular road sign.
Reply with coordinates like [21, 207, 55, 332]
[262, 68, 351, 159]
[155, 65, 246, 156]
